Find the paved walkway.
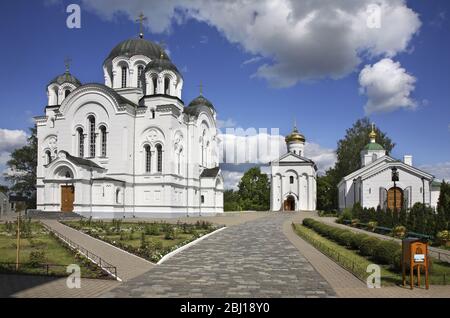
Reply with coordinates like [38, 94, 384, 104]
[102, 214, 336, 298]
[41, 220, 154, 282]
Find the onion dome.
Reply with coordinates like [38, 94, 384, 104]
[143, 52, 181, 78]
[49, 71, 81, 87]
[188, 95, 214, 110]
[364, 123, 384, 151]
[104, 37, 164, 65]
[285, 126, 305, 143]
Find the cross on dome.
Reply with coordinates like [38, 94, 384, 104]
[135, 12, 148, 39]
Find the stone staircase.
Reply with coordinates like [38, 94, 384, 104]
[25, 210, 84, 220]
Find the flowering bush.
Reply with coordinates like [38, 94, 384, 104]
[436, 230, 450, 246]
[367, 221, 378, 232]
[393, 226, 406, 238]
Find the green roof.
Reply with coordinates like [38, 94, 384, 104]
[364, 142, 385, 151]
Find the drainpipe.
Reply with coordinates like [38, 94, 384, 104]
[90, 168, 93, 217]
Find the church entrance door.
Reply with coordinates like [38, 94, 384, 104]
[283, 195, 296, 211]
[387, 187, 403, 211]
[61, 185, 75, 213]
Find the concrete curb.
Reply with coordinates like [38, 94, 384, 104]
[157, 226, 227, 265]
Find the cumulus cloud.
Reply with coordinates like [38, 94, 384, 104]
[80, 0, 421, 87]
[216, 118, 237, 129]
[419, 162, 450, 182]
[0, 128, 28, 184]
[359, 58, 417, 114]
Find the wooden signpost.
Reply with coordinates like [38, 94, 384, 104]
[402, 238, 429, 290]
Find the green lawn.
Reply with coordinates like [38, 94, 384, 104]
[293, 223, 450, 286]
[63, 219, 218, 262]
[0, 220, 110, 278]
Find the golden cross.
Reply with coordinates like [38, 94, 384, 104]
[372, 123, 375, 132]
[64, 57, 72, 73]
[136, 12, 148, 38]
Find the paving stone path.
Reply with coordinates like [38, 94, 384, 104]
[102, 214, 336, 298]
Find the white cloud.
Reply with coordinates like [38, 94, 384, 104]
[200, 35, 209, 44]
[222, 170, 244, 190]
[241, 56, 263, 67]
[359, 58, 417, 114]
[0, 128, 28, 184]
[80, 0, 421, 87]
[419, 162, 450, 182]
[0, 129, 27, 153]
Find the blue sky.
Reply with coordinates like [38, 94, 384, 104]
[0, 0, 449, 187]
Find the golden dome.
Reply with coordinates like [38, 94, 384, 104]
[369, 123, 377, 140]
[285, 127, 305, 143]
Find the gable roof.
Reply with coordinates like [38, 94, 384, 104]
[60, 151, 104, 170]
[270, 152, 317, 170]
[339, 155, 434, 186]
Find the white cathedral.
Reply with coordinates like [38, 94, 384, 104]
[270, 126, 317, 211]
[35, 33, 224, 218]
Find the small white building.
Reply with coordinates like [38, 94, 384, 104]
[338, 126, 441, 211]
[35, 34, 224, 218]
[270, 126, 317, 211]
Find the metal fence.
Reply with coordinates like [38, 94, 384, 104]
[41, 223, 119, 281]
[0, 262, 72, 277]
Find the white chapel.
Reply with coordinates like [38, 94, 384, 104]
[338, 125, 441, 211]
[35, 31, 224, 218]
[270, 125, 317, 211]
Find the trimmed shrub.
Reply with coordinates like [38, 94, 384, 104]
[336, 231, 353, 247]
[372, 240, 402, 268]
[359, 237, 380, 257]
[349, 233, 370, 250]
[393, 226, 406, 238]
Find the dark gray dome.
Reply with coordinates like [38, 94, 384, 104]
[49, 72, 81, 87]
[144, 54, 181, 77]
[105, 38, 163, 64]
[188, 95, 214, 110]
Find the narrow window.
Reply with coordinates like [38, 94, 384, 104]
[100, 126, 107, 157]
[116, 189, 120, 204]
[77, 128, 84, 157]
[45, 151, 52, 165]
[151, 109, 155, 119]
[121, 66, 127, 88]
[65, 89, 71, 98]
[178, 150, 182, 175]
[156, 144, 163, 173]
[290, 176, 294, 184]
[164, 77, 170, 95]
[137, 65, 144, 89]
[145, 145, 151, 173]
[88, 116, 96, 157]
[152, 76, 157, 94]
[201, 195, 205, 204]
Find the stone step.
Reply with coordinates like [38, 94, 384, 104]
[25, 210, 84, 220]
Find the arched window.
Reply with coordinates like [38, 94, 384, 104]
[164, 77, 170, 95]
[116, 189, 121, 204]
[100, 126, 107, 157]
[137, 65, 144, 89]
[290, 176, 294, 184]
[121, 66, 127, 88]
[45, 150, 52, 165]
[144, 145, 151, 173]
[88, 116, 96, 157]
[64, 89, 71, 98]
[156, 144, 163, 173]
[152, 76, 158, 94]
[77, 128, 84, 157]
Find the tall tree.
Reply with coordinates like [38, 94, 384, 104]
[237, 167, 270, 211]
[437, 181, 450, 230]
[316, 174, 334, 211]
[4, 126, 37, 206]
[321, 117, 395, 210]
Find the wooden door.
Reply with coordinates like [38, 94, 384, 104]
[387, 187, 403, 211]
[61, 185, 74, 212]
